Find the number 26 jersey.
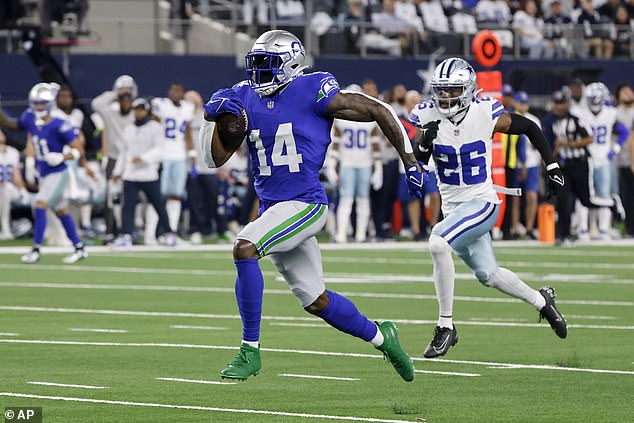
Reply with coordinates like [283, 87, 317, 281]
[232, 72, 340, 210]
[409, 97, 504, 208]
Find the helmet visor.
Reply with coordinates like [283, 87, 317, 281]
[245, 52, 283, 86]
[431, 84, 465, 110]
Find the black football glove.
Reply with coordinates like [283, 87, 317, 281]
[545, 162, 564, 199]
[419, 120, 440, 152]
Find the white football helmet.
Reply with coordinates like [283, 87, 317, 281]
[245, 30, 308, 96]
[430, 58, 478, 117]
[28, 82, 60, 120]
[585, 82, 609, 114]
[113, 74, 138, 99]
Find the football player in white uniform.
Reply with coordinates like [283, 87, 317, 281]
[148, 82, 196, 241]
[328, 85, 383, 243]
[0, 130, 27, 239]
[576, 82, 629, 239]
[409, 58, 567, 358]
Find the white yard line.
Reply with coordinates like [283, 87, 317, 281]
[27, 382, 108, 389]
[270, 322, 330, 328]
[414, 370, 480, 377]
[170, 325, 228, 330]
[1, 306, 633, 329]
[0, 332, 19, 336]
[278, 374, 360, 381]
[2, 283, 633, 306]
[0, 392, 415, 423]
[69, 328, 128, 333]
[156, 377, 236, 385]
[2, 339, 633, 376]
[566, 315, 617, 320]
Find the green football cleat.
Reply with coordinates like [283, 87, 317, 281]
[375, 321, 415, 382]
[220, 343, 261, 381]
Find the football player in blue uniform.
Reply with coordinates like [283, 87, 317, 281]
[0, 83, 87, 263]
[200, 30, 426, 382]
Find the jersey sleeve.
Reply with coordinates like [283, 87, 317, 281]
[490, 98, 505, 122]
[58, 120, 80, 145]
[151, 98, 164, 119]
[17, 110, 34, 131]
[408, 101, 435, 129]
[311, 72, 340, 116]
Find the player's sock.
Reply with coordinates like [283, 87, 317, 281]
[144, 206, 159, 243]
[33, 207, 47, 248]
[166, 199, 181, 233]
[234, 258, 264, 344]
[487, 267, 546, 310]
[577, 203, 589, 234]
[80, 204, 92, 229]
[335, 197, 353, 241]
[58, 213, 82, 248]
[598, 207, 611, 234]
[0, 187, 10, 235]
[429, 235, 455, 329]
[316, 290, 379, 343]
[355, 198, 370, 242]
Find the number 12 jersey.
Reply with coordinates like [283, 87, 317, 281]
[409, 97, 504, 209]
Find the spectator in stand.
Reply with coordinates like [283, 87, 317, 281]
[616, 83, 634, 236]
[343, 0, 367, 53]
[475, 0, 512, 26]
[613, 5, 632, 57]
[597, 0, 621, 21]
[577, 0, 614, 58]
[512, 0, 554, 58]
[544, 0, 572, 58]
[390, 84, 408, 117]
[366, 0, 422, 56]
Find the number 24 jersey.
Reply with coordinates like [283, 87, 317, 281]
[409, 97, 504, 207]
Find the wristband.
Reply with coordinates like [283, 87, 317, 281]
[546, 162, 560, 171]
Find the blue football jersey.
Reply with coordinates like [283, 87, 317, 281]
[232, 71, 340, 211]
[18, 111, 79, 177]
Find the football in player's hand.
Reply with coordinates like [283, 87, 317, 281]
[216, 111, 248, 151]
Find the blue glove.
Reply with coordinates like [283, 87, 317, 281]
[203, 88, 244, 119]
[607, 149, 617, 161]
[405, 162, 428, 199]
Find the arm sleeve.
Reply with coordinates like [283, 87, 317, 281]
[91, 91, 116, 115]
[506, 113, 555, 164]
[143, 123, 165, 163]
[613, 121, 629, 146]
[313, 73, 341, 116]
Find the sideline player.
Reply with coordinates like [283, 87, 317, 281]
[0, 83, 86, 263]
[0, 130, 27, 239]
[200, 30, 426, 381]
[328, 84, 383, 243]
[576, 82, 629, 240]
[148, 82, 196, 241]
[409, 58, 567, 358]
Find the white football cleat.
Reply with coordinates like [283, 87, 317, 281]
[21, 249, 41, 264]
[62, 248, 88, 264]
[109, 235, 132, 250]
[160, 233, 177, 247]
[190, 232, 203, 245]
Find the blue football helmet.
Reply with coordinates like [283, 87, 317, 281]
[245, 30, 308, 97]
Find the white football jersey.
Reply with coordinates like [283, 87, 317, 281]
[151, 98, 195, 160]
[0, 145, 20, 184]
[409, 97, 504, 210]
[52, 107, 84, 129]
[333, 119, 378, 167]
[522, 111, 542, 168]
[578, 105, 618, 167]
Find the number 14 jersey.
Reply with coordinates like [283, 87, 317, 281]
[409, 97, 503, 208]
[232, 72, 340, 210]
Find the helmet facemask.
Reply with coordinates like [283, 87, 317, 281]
[431, 84, 471, 117]
[246, 52, 289, 96]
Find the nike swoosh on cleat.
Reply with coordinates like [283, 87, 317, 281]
[433, 337, 450, 353]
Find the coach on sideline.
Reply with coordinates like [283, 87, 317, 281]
[109, 99, 176, 249]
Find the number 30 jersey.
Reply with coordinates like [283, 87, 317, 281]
[232, 71, 340, 210]
[409, 97, 503, 209]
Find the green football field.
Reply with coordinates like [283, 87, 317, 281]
[0, 243, 632, 423]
